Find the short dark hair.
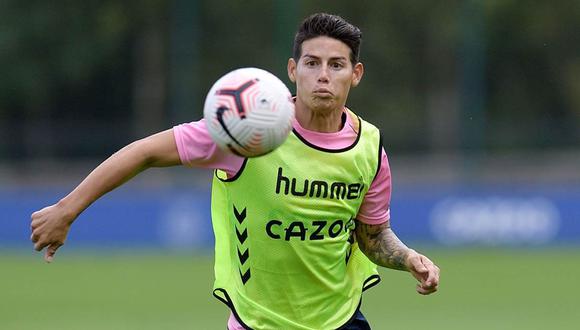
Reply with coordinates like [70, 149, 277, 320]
[293, 13, 363, 66]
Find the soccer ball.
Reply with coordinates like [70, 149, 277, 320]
[203, 67, 295, 157]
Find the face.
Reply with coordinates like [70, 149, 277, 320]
[288, 36, 363, 115]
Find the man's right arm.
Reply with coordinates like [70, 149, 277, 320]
[30, 129, 181, 262]
[355, 220, 440, 295]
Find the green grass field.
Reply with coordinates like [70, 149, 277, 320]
[1, 248, 578, 330]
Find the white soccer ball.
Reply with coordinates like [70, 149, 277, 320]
[203, 67, 295, 157]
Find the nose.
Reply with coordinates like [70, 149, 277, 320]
[317, 65, 330, 83]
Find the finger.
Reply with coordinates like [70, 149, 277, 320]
[412, 256, 429, 274]
[415, 264, 428, 274]
[420, 262, 437, 285]
[417, 256, 433, 274]
[44, 243, 61, 263]
[417, 284, 438, 295]
[417, 254, 436, 271]
[424, 268, 440, 287]
[409, 264, 428, 284]
[418, 280, 439, 293]
[30, 218, 42, 230]
[30, 232, 39, 243]
[421, 258, 440, 286]
[31, 210, 40, 219]
[34, 240, 49, 252]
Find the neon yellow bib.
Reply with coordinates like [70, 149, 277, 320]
[211, 111, 382, 329]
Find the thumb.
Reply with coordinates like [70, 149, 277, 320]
[414, 259, 428, 273]
[408, 253, 427, 273]
[44, 244, 61, 263]
[409, 257, 429, 284]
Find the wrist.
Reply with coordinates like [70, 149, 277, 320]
[404, 249, 418, 271]
[56, 198, 80, 225]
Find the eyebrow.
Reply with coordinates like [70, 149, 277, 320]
[302, 54, 348, 61]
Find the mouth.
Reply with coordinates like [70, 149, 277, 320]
[313, 89, 333, 96]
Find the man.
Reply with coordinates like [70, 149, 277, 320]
[30, 13, 439, 329]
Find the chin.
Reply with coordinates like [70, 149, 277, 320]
[310, 98, 337, 113]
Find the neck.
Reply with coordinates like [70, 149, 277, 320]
[295, 103, 344, 133]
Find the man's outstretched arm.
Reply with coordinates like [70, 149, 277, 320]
[30, 129, 181, 262]
[355, 220, 440, 295]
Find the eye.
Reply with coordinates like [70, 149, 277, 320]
[305, 60, 318, 67]
[330, 62, 345, 69]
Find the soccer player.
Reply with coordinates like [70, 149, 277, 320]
[30, 13, 439, 329]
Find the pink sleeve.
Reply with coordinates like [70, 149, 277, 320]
[228, 313, 245, 329]
[356, 148, 391, 225]
[173, 119, 244, 177]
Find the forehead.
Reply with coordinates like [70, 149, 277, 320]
[300, 36, 351, 60]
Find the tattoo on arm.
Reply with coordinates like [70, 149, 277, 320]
[355, 220, 411, 271]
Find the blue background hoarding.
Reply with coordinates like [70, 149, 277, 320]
[2, 184, 578, 249]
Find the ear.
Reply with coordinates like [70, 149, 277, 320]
[351, 62, 364, 88]
[287, 58, 297, 83]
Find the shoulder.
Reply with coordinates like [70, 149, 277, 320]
[345, 108, 380, 137]
[173, 119, 245, 175]
[345, 109, 382, 154]
[174, 118, 210, 138]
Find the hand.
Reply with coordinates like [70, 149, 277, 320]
[406, 250, 440, 295]
[30, 203, 75, 263]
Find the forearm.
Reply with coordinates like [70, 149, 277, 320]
[355, 220, 413, 271]
[57, 143, 147, 219]
[58, 129, 180, 221]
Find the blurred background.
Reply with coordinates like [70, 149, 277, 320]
[1, 1, 579, 329]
